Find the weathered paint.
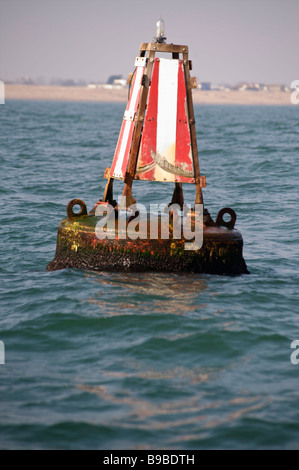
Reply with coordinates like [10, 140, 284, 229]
[110, 60, 145, 180]
[47, 213, 249, 275]
[135, 58, 194, 183]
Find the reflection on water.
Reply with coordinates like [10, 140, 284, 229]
[74, 270, 270, 446]
[85, 271, 209, 317]
[87, 271, 209, 295]
[76, 381, 267, 438]
[103, 366, 211, 383]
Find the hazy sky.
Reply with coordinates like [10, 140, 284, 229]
[0, 0, 298, 84]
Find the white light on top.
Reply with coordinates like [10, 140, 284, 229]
[155, 18, 166, 43]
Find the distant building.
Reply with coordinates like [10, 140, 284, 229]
[246, 83, 260, 91]
[61, 79, 76, 87]
[259, 83, 267, 91]
[198, 82, 211, 91]
[237, 83, 249, 91]
[19, 76, 35, 85]
[267, 84, 283, 92]
[113, 78, 127, 87]
[107, 75, 122, 85]
[210, 84, 221, 91]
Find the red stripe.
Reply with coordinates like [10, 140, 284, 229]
[135, 59, 159, 181]
[175, 60, 194, 183]
[110, 67, 143, 178]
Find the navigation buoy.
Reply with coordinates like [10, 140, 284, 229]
[47, 21, 249, 275]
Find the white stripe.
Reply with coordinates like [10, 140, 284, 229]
[113, 121, 131, 177]
[156, 59, 178, 181]
[128, 65, 144, 114]
[113, 66, 144, 177]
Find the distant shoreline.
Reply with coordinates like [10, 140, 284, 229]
[5, 84, 293, 106]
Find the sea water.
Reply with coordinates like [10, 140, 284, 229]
[0, 100, 298, 449]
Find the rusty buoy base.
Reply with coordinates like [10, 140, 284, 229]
[47, 207, 249, 275]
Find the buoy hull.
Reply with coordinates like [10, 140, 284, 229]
[47, 215, 249, 275]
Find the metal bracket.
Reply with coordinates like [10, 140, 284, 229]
[134, 57, 147, 67]
[195, 176, 206, 187]
[103, 167, 111, 179]
[127, 73, 133, 85]
[124, 110, 135, 121]
[141, 74, 150, 88]
[190, 77, 197, 89]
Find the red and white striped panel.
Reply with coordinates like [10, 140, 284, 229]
[110, 57, 146, 179]
[135, 58, 195, 183]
